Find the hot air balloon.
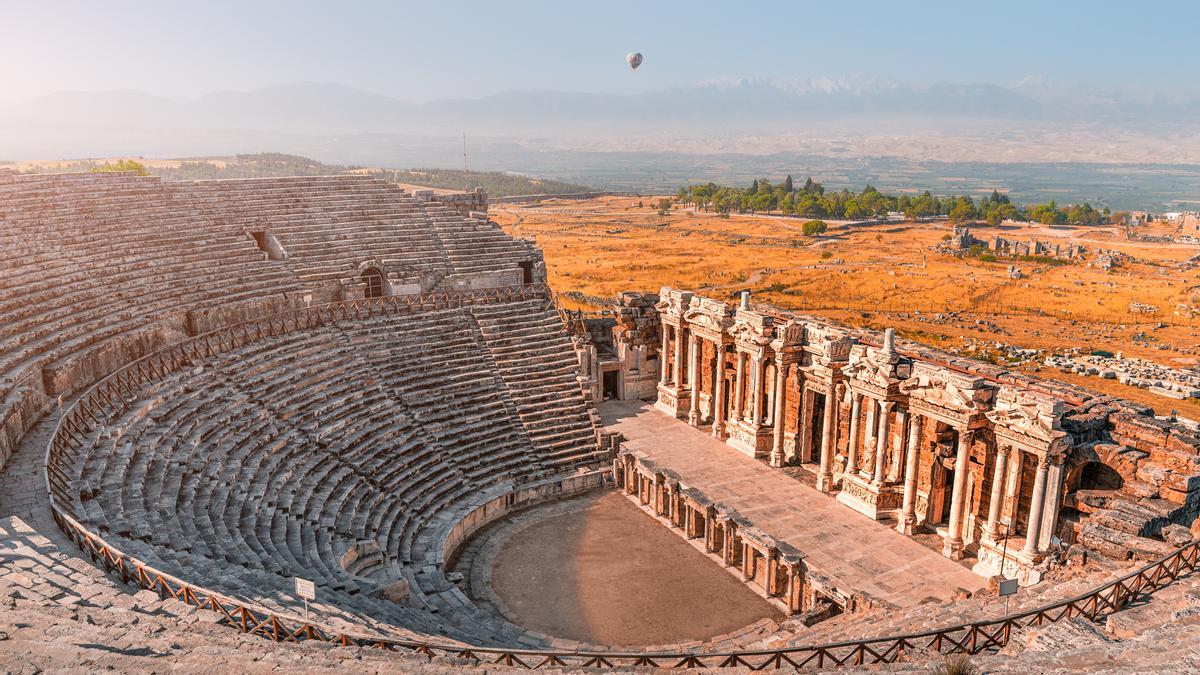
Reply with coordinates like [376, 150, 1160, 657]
[626, 52, 643, 72]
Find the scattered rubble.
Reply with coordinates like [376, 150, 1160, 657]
[1045, 352, 1200, 400]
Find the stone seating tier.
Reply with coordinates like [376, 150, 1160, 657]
[0, 171, 546, 471]
[62, 302, 602, 647]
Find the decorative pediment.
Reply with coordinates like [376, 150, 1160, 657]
[900, 362, 994, 416]
[654, 286, 693, 319]
[769, 319, 806, 353]
[803, 324, 855, 361]
[844, 339, 911, 391]
[682, 296, 734, 335]
[684, 308, 731, 334]
[731, 318, 774, 348]
[987, 386, 1069, 451]
[845, 357, 896, 389]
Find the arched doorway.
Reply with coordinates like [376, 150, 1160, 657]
[361, 267, 385, 299]
[1069, 461, 1125, 493]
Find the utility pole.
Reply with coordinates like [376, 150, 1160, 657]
[463, 132, 469, 192]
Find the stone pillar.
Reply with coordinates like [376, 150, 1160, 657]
[687, 333, 701, 425]
[872, 400, 893, 484]
[1038, 460, 1065, 552]
[770, 362, 787, 467]
[659, 326, 670, 385]
[1023, 455, 1051, 557]
[751, 356, 765, 426]
[672, 325, 684, 388]
[798, 387, 813, 463]
[862, 397, 878, 476]
[943, 429, 974, 560]
[712, 346, 727, 439]
[984, 445, 1012, 540]
[817, 382, 837, 492]
[846, 392, 862, 474]
[898, 413, 922, 534]
[889, 408, 908, 482]
[733, 352, 746, 422]
[784, 564, 803, 613]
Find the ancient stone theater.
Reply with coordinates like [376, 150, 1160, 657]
[2, 169, 1199, 670]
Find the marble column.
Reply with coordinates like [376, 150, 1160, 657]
[1023, 455, 1051, 557]
[733, 352, 746, 422]
[944, 429, 974, 560]
[798, 387, 814, 464]
[817, 381, 837, 492]
[846, 392, 862, 474]
[687, 333, 701, 425]
[872, 400, 893, 484]
[770, 362, 787, 467]
[889, 408, 908, 482]
[751, 356, 765, 426]
[984, 444, 1012, 540]
[1038, 460, 1065, 552]
[672, 325, 684, 388]
[862, 397, 878, 476]
[712, 346, 727, 439]
[659, 325, 670, 385]
[898, 413, 922, 534]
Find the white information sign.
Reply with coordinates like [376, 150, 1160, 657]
[295, 577, 316, 600]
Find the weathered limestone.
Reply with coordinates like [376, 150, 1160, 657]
[599, 287, 1200, 585]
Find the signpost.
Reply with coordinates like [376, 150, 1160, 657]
[995, 521, 1018, 617]
[294, 577, 316, 621]
[999, 577, 1018, 617]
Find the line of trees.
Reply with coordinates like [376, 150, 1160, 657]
[676, 177, 1114, 226]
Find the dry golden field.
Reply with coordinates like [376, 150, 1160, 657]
[493, 196, 1200, 417]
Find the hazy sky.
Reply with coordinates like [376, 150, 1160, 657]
[3, 1, 1195, 102]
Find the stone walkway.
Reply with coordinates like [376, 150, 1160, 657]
[599, 400, 987, 609]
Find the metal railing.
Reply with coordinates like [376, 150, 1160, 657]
[43, 281, 1200, 669]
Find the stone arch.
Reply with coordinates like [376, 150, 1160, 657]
[1071, 462, 1124, 492]
[1061, 442, 1137, 492]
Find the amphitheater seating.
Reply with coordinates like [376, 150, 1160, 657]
[61, 302, 600, 646]
[0, 169, 602, 648]
[0, 171, 544, 465]
[470, 300, 605, 468]
[200, 177, 453, 286]
[0, 173, 303, 395]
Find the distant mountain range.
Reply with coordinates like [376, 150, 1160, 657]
[3, 79, 1196, 143]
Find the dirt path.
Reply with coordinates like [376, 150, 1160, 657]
[488, 491, 782, 647]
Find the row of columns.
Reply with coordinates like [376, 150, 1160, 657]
[982, 444, 1054, 556]
[661, 322, 1058, 563]
[845, 391, 907, 485]
[729, 352, 767, 427]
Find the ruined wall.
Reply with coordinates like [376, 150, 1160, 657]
[434, 188, 488, 217]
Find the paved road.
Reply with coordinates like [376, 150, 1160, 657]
[599, 399, 987, 609]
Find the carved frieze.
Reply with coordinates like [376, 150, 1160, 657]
[986, 385, 1070, 456]
[900, 362, 995, 426]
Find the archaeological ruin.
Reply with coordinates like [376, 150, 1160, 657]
[2, 168, 1200, 670]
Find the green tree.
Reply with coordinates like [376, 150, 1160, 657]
[90, 159, 149, 176]
[802, 220, 828, 236]
[948, 196, 978, 224]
